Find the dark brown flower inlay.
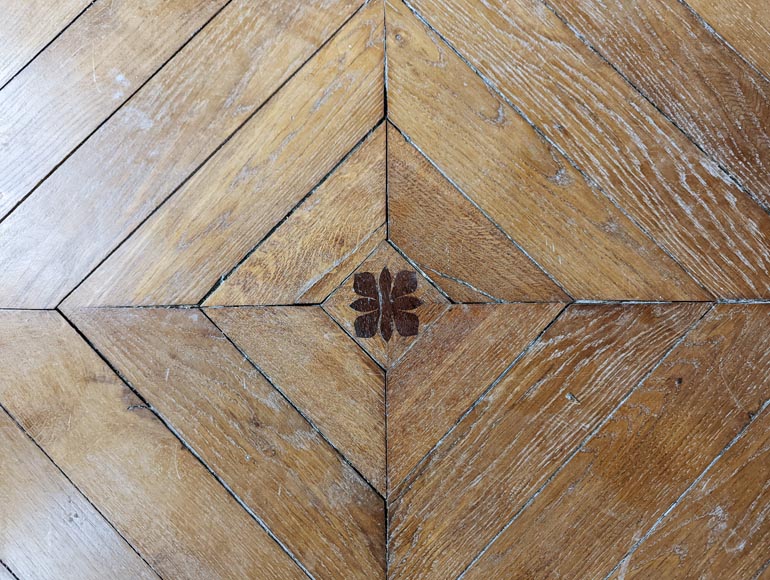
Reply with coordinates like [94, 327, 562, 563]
[350, 267, 422, 341]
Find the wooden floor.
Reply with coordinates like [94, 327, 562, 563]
[1, 1, 769, 578]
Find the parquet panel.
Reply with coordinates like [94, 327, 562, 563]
[0, 311, 305, 579]
[403, 0, 770, 299]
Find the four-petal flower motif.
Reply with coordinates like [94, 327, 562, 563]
[350, 267, 422, 341]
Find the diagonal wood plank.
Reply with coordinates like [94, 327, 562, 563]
[404, 0, 770, 299]
[465, 304, 770, 578]
[687, 0, 770, 80]
[0, 0, 89, 87]
[0, 311, 306, 580]
[65, 1, 384, 308]
[207, 125, 386, 306]
[387, 124, 570, 303]
[0, 0, 229, 217]
[388, 303, 709, 580]
[387, 303, 563, 492]
[546, 0, 770, 211]
[0, 408, 157, 580]
[610, 404, 770, 579]
[66, 306, 386, 579]
[0, 0, 363, 309]
[386, 1, 709, 302]
[206, 306, 386, 494]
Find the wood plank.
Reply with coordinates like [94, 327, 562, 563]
[0, 0, 228, 217]
[0, 0, 88, 87]
[0, 563, 14, 580]
[0, 0, 363, 309]
[207, 125, 386, 306]
[387, 303, 563, 491]
[465, 304, 770, 578]
[65, 2, 384, 308]
[387, 124, 570, 303]
[403, 0, 770, 299]
[323, 241, 450, 368]
[388, 303, 709, 579]
[687, 0, 770, 80]
[0, 409, 157, 580]
[206, 306, 386, 494]
[0, 311, 306, 580]
[547, 0, 770, 211]
[65, 306, 386, 579]
[386, 1, 709, 302]
[613, 405, 770, 579]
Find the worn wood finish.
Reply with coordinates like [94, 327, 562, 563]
[388, 303, 709, 579]
[0, 409, 157, 580]
[613, 405, 770, 579]
[387, 1, 709, 302]
[387, 124, 570, 303]
[547, 0, 770, 210]
[687, 0, 770, 79]
[207, 306, 386, 494]
[207, 125, 386, 306]
[0, 0, 227, 218]
[0, 0, 88, 87]
[405, 0, 770, 299]
[387, 303, 563, 491]
[0, 311, 306, 579]
[466, 304, 770, 578]
[66, 306, 385, 579]
[323, 241, 450, 368]
[65, 2, 383, 308]
[0, 0, 363, 309]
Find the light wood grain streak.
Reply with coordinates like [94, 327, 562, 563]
[0, 0, 363, 309]
[65, 307, 386, 579]
[65, 2, 384, 308]
[464, 304, 770, 578]
[0, 311, 306, 579]
[404, 0, 770, 298]
[545, 0, 770, 211]
[388, 303, 708, 580]
[0, 0, 228, 218]
[386, 1, 709, 301]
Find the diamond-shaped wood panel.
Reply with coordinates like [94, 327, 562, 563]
[1, 0, 770, 578]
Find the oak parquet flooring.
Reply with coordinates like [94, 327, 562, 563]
[387, 0, 710, 302]
[65, 306, 385, 579]
[0, 0, 88, 87]
[0, 311, 306, 579]
[0, 0, 363, 309]
[0, 0, 229, 218]
[65, 2, 384, 308]
[0, 408, 157, 580]
[404, 0, 770, 299]
[465, 304, 770, 578]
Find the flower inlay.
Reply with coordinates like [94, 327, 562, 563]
[350, 267, 422, 341]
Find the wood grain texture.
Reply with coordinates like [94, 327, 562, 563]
[0, 0, 88, 86]
[466, 304, 770, 578]
[404, 0, 770, 299]
[0, 0, 363, 309]
[66, 306, 385, 579]
[206, 306, 386, 494]
[386, 1, 709, 302]
[0, 563, 14, 580]
[207, 125, 386, 306]
[0, 409, 157, 580]
[687, 0, 770, 79]
[65, 2, 384, 308]
[547, 0, 770, 210]
[387, 303, 563, 492]
[0, 311, 305, 580]
[323, 241, 450, 368]
[388, 303, 709, 580]
[614, 405, 770, 579]
[387, 124, 570, 303]
[0, 0, 226, 217]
